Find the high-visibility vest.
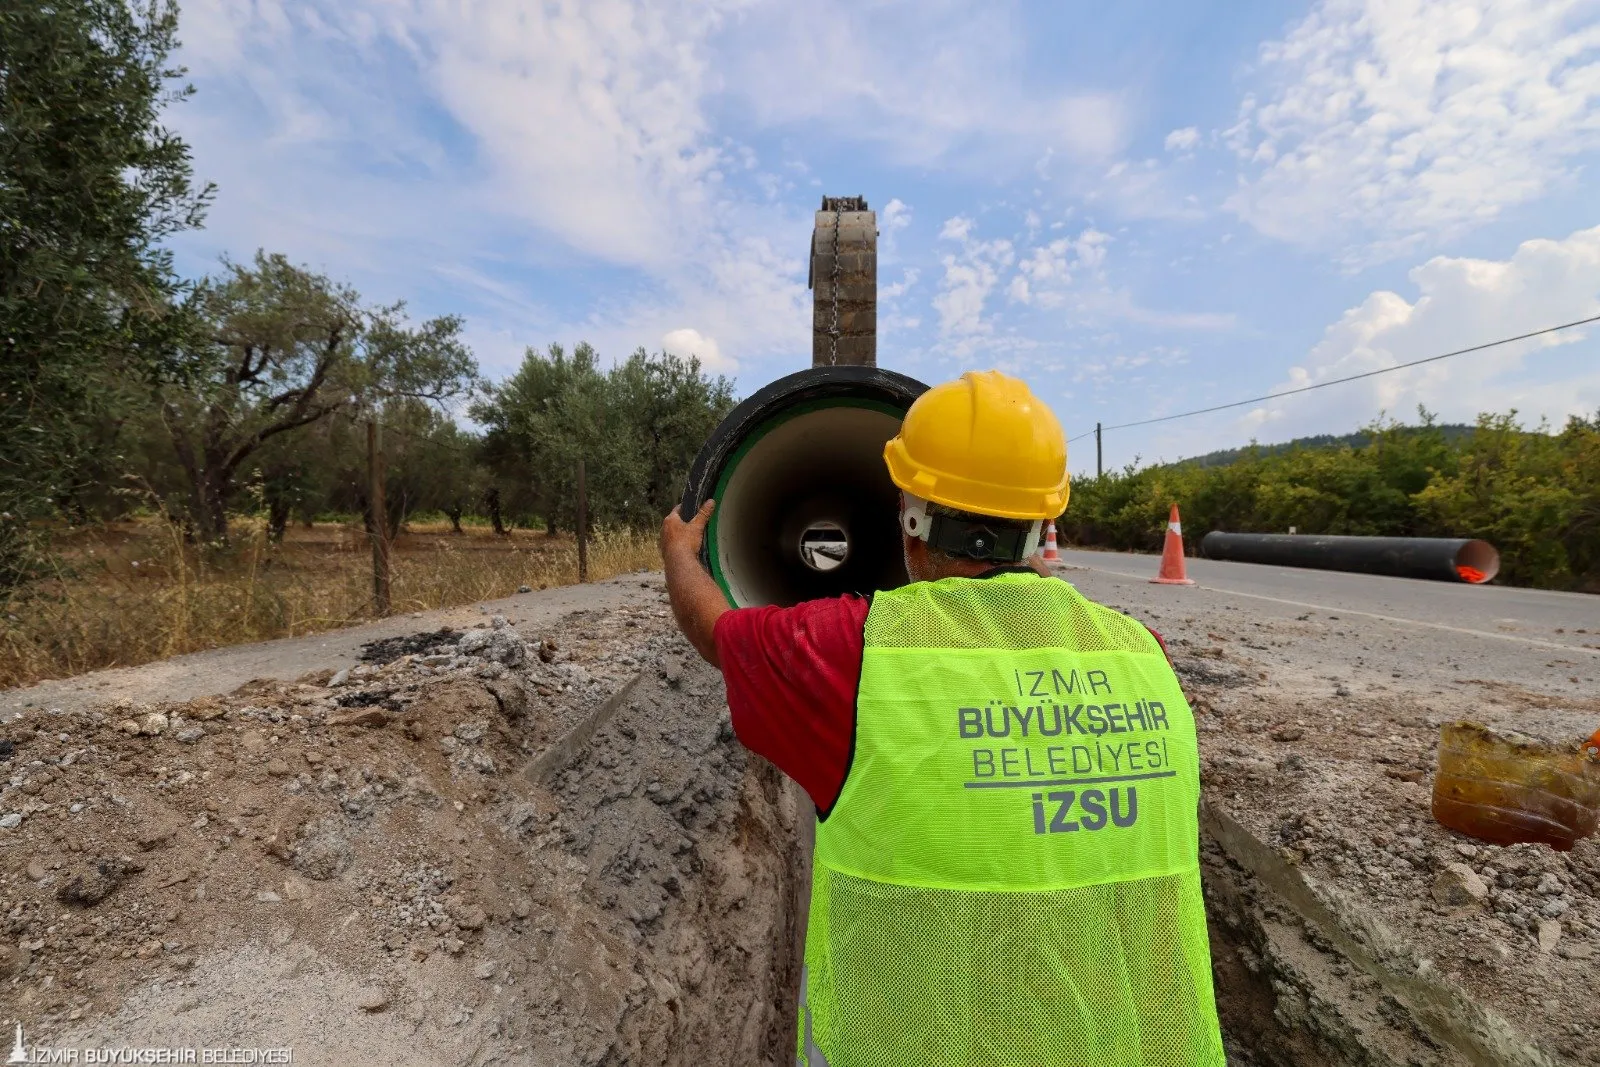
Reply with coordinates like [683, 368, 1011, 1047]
[798, 571, 1224, 1067]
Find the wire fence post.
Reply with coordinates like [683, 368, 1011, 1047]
[576, 457, 588, 583]
[1095, 422, 1103, 479]
[367, 419, 391, 616]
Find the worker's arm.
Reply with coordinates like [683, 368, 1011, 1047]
[661, 500, 727, 667]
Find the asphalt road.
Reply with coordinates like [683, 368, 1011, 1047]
[6, 552, 1595, 732]
[1049, 547, 1600, 718]
[1052, 547, 1600, 653]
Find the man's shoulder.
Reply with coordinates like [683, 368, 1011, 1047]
[715, 593, 870, 646]
[729, 591, 871, 618]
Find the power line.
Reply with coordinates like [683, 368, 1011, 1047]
[1073, 313, 1600, 439]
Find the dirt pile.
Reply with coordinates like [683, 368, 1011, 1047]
[1174, 640, 1600, 1066]
[0, 586, 805, 1066]
[6, 570, 1597, 1066]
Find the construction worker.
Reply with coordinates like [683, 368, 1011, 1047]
[661, 371, 1223, 1066]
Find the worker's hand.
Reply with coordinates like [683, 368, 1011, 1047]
[661, 500, 727, 667]
[661, 499, 715, 562]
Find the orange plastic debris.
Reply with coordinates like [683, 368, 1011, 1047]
[1456, 565, 1489, 583]
[1432, 721, 1600, 851]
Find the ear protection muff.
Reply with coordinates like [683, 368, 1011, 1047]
[902, 495, 1045, 562]
[900, 494, 931, 541]
[1022, 521, 1043, 559]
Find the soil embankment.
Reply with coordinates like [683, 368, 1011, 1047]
[2, 579, 806, 1065]
[3, 573, 1596, 1064]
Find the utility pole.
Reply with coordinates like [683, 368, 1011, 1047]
[575, 457, 588, 583]
[1095, 422, 1103, 479]
[367, 419, 391, 616]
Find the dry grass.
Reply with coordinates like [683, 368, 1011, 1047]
[0, 517, 661, 689]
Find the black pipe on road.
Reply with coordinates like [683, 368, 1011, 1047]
[681, 365, 929, 608]
[1199, 532, 1501, 584]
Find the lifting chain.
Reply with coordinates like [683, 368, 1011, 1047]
[827, 202, 842, 366]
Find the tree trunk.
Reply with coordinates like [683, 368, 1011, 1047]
[485, 487, 506, 536]
[61, 495, 89, 526]
[445, 504, 463, 535]
[545, 514, 557, 536]
[199, 472, 230, 543]
[368, 420, 391, 617]
[267, 497, 291, 543]
[385, 487, 408, 543]
[165, 508, 196, 544]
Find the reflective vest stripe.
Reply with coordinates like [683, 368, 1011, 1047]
[796, 967, 831, 1067]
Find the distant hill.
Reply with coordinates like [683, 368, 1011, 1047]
[1177, 424, 1479, 468]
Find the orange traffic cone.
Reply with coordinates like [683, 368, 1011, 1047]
[1150, 503, 1195, 585]
[1042, 521, 1060, 562]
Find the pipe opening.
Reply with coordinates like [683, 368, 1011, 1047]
[1454, 539, 1500, 584]
[714, 403, 906, 607]
[799, 522, 850, 572]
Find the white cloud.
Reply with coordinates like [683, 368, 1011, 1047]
[922, 218, 1230, 353]
[939, 216, 975, 242]
[660, 328, 731, 372]
[1008, 229, 1111, 307]
[933, 220, 1014, 340]
[169, 0, 809, 380]
[164, 0, 1159, 389]
[1089, 158, 1208, 222]
[579, 233, 808, 377]
[1163, 127, 1200, 153]
[881, 198, 912, 236]
[880, 268, 922, 342]
[1236, 224, 1600, 437]
[418, 0, 745, 270]
[181, 0, 742, 269]
[881, 268, 919, 302]
[934, 252, 1008, 338]
[716, 1, 1130, 171]
[880, 198, 913, 258]
[1226, 0, 1600, 263]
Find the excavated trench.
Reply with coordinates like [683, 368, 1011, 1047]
[582, 663, 1522, 1066]
[643, 678, 1573, 1067]
[6, 593, 1571, 1066]
[534, 660, 812, 1066]
[614, 658, 1448, 1067]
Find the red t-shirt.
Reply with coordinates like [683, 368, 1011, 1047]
[712, 587, 1172, 815]
[713, 595, 869, 815]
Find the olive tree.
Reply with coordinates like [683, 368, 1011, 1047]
[156, 252, 478, 541]
[474, 343, 733, 533]
[0, 0, 211, 584]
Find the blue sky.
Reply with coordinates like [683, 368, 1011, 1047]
[167, 0, 1600, 475]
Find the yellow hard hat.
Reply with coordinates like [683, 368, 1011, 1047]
[883, 370, 1069, 520]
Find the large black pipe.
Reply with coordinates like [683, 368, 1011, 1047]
[680, 366, 929, 608]
[1199, 532, 1500, 584]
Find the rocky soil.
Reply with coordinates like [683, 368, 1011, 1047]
[1174, 636, 1600, 1067]
[0, 585, 806, 1066]
[2, 567, 1596, 1066]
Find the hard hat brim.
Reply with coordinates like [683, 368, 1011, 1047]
[884, 436, 1069, 521]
